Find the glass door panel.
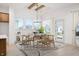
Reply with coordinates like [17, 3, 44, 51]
[55, 19, 64, 43]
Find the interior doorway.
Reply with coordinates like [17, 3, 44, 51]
[73, 11, 79, 46]
[55, 19, 64, 43]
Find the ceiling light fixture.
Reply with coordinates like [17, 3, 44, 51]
[28, 3, 45, 11]
[35, 5, 45, 11]
[28, 3, 38, 9]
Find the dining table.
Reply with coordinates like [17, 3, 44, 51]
[33, 33, 55, 48]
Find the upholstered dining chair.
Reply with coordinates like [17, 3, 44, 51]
[21, 35, 31, 45]
[15, 32, 21, 44]
[16, 36, 20, 44]
[37, 35, 55, 48]
[21, 33, 35, 47]
[32, 35, 40, 47]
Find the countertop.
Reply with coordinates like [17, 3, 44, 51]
[0, 35, 8, 39]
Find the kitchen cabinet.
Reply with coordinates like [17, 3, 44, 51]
[0, 39, 6, 56]
[0, 35, 7, 56]
[0, 12, 9, 22]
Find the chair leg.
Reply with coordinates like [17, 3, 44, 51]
[53, 41, 55, 48]
[30, 41, 31, 47]
[37, 41, 39, 48]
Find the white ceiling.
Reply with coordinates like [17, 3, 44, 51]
[0, 3, 79, 11]
[10, 3, 79, 11]
[0, 3, 79, 14]
[44, 3, 79, 10]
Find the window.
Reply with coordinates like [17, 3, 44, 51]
[42, 20, 50, 33]
[76, 24, 79, 32]
[15, 18, 51, 33]
[15, 18, 23, 29]
[24, 20, 33, 29]
[33, 20, 41, 31]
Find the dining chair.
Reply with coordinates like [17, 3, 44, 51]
[33, 35, 41, 47]
[37, 35, 55, 48]
[16, 36, 20, 44]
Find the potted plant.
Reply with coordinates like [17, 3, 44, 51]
[39, 25, 44, 33]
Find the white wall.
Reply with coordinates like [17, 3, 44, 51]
[0, 23, 9, 36]
[0, 6, 9, 13]
[64, 12, 73, 44]
[0, 6, 9, 37]
[9, 8, 16, 44]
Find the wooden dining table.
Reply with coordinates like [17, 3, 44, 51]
[33, 33, 55, 48]
[16, 33, 55, 48]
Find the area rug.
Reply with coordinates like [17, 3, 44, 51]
[16, 42, 65, 56]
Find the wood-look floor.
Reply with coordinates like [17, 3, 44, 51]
[6, 44, 79, 56]
[44, 45, 79, 56]
[7, 44, 25, 56]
